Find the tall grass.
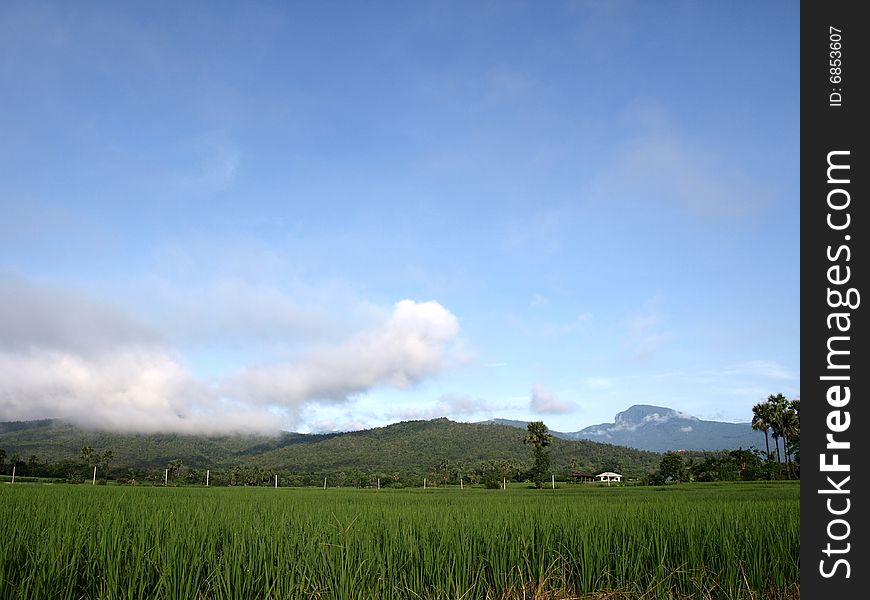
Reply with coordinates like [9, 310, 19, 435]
[0, 482, 798, 599]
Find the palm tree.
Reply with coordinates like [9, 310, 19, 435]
[767, 394, 786, 465]
[783, 399, 800, 478]
[80, 445, 95, 466]
[768, 393, 799, 478]
[751, 402, 772, 463]
[524, 421, 553, 489]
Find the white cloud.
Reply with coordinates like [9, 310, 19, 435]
[0, 277, 461, 433]
[0, 346, 280, 434]
[0, 276, 161, 355]
[0, 277, 284, 432]
[530, 384, 574, 414]
[223, 299, 460, 407]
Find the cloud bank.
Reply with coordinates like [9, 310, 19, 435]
[0, 277, 460, 433]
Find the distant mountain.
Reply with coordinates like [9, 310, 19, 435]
[484, 406, 765, 453]
[0, 417, 661, 478]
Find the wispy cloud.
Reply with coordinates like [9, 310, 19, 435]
[180, 132, 240, 193]
[385, 393, 492, 421]
[530, 293, 548, 308]
[584, 377, 611, 389]
[530, 384, 574, 415]
[624, 298, 672, 360]
[591, 104, 770, 218]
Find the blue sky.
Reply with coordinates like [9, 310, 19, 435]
[0, 1, 799, 434]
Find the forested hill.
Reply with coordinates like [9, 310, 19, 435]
[0, 418, 660, 479]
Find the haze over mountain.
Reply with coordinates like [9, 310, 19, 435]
[485, 405, 765, 453]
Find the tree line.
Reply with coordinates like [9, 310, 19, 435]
[643, 393, 800, 484]
[3, 400, 797, 487]
[751, 393, 800, 478]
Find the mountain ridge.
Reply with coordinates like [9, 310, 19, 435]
[482, 405, 764, 453]
[0, 416, 661, 479]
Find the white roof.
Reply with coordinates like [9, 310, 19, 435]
[596, 471, 622, 477]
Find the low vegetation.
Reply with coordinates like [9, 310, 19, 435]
[0, 482, 799, 599]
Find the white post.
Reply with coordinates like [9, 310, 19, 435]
[377, 478, 380, 490]
[164, 469, 168, 486]
[11, 465, 15, 484]
[503, 477, 506, 490]
[323, 476, 327, 489]
[460, 476, 463, 490]
[552, 474, 555, 489]
[206, 469, 209, 487]
[275, 474, 278, 488]
[424, 478, 426, 489]
[93, 466, 97, 485]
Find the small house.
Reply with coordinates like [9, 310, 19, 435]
[596, 471, 623, 484]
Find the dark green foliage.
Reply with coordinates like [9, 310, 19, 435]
[658, 452, 688, 482]
[523, 421, 553, 488]
[750, 394, 800, 479]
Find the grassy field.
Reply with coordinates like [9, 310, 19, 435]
[0, 481, 798, 599]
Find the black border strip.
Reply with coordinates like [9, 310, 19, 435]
[801, 1, 867, 596]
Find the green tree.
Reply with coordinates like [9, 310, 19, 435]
[80, 445, 95, 467]
[768, 393, 798, 478]
[751, 401, 772, 463]
[99, 450, 114, 477]
[787, 399, 800, 473]
[780, 398, 799, 478]
[659, 452, 687, 482]
[438, 458, 451, 484]
[767, 393, 788, 466]
[524, 421, 552, 489]
[167, 459, 185, 484]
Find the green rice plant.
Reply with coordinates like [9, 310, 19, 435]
[0, 482, 798, 599]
